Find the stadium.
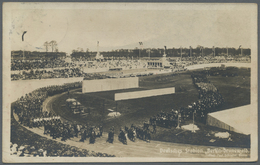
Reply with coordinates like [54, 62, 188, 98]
[10, 52, 251, 157]
[6, 4, 254, 159]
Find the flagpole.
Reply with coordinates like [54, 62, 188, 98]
[227, 46, 228, 56]
[149, 49, 150, 59]
[139, 49, 140, 60]
[180, 47, 182, 59]
[213, 46, 215, 57]
[23, 49, 25, 61]
[192, 111, 195, 133]
[190, 46, 192, 58]
[97, 41, 99, 54]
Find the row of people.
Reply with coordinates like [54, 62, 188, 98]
[107, 124, 152, 145]
[11, 58, 74, 71]
[11, 58, 147, 71]
[11, 68, 84, 81]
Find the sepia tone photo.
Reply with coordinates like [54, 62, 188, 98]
[2, 2, 258, 162]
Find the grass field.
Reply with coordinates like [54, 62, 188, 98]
[51, 68, 250, 148]
[52, 72, 199, 131]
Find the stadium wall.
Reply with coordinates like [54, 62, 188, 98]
[114, 87, 175, 101]
[82, 77, 139, 93]
[186, 63, 251, 70]
[83, 67, 109, 73]
[10, 77, 84, 102]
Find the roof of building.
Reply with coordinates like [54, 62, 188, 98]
[208, 105, 251, 135]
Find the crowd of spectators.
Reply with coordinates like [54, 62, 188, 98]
[10, 125, 113, 157]
[13, 83, 81, 125]
[83, 73, 109, 80]
[11, 59, 147, 71]
[10, 141, 113, 157]
[11, 68, 85, 81]
[11, 82, 115, 157]
[11, 58, 77, 71]
[11, 59, 147, 81]
[190, 73, 224, 122]
[106, 60, 147, 70]
[176, 56, 250, 68]
[11, 56, 249, 81]
[148, 72, 224, 129]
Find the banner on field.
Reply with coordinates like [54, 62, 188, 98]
[82, 77, 139, 93]
[114, 87, 175, 101]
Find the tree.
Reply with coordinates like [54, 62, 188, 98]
[77, 47, 84, 52]
[49, 40, 57, 52]
[44, 41, 49, 52]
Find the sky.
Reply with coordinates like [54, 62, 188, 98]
[9, 3, 254, 54]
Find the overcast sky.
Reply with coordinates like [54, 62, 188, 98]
[9, 3, 254, 54]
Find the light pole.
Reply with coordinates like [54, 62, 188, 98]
[22, 31, 27, 61]
[139, 42, 143, 60]
[212, 46, 215, 57]
[176, 110, 181, 129]
[192, 110, 196, 133]
[103, 99, 105, 124]
[201, 46, 204, 57]
[116, 101, 118, 116]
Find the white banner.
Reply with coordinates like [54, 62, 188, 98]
[115, 87, 175, 101]
[82, 77, 139, 93]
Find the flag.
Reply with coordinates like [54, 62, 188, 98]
[164, 46, 167, 50]
[139, 42, 143, 45]
[22, 31, 27, 41]
[239, 45, 242, 49]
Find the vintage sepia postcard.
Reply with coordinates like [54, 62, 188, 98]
[2, 2, 258, 163]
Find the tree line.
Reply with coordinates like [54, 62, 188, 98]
[71, 46, 251, 59]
